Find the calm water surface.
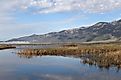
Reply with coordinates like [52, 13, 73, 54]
[0, 49, 121, 80]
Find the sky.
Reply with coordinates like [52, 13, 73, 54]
[0, 0, 121, 40]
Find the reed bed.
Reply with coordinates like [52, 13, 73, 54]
[17, 43, 121, 68]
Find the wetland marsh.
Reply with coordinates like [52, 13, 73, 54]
[0, 43, 121, 80]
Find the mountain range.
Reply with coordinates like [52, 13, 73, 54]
[7, 19, 121, 43]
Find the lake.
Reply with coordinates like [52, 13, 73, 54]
[0, 48, 121, 80]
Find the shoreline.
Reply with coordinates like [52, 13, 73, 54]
[1, 43, 121, 69]
[0, 44, 16, 50]
[17, 43, 121, 69]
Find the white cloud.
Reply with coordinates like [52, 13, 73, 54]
[0, 0, 18, 24]
[0, 0, 121, 40]
[0, 0, 121, 24]
[36, 74, 74, 80]
[18, 0, 121, 14]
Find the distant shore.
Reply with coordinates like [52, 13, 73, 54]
[0, 44, 16, 50]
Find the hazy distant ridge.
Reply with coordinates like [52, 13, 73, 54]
[8, 19, 121, 43]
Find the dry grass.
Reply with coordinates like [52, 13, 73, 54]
[17, 43, 121, 68]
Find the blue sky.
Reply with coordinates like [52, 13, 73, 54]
[0, 0, 121, 40]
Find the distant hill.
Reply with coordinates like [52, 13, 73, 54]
[7, 19, 121, 43]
